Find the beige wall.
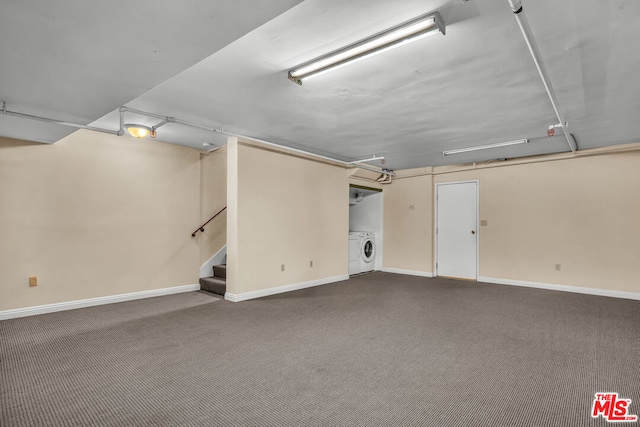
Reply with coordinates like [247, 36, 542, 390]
[4, 127, 636, 312]
[383, 149, 640, 294]
[226, 139, 240, 294]
[383, 175, 433, 273]
[227, 138, 348, 295]
[0, 131, 202, 311]
[199, 147, 227, 265]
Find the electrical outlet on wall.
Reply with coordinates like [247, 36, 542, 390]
[480, 220, 488, 226]
[408, 204, 415, 210]
[281, 264, 285, 272]
[555, 264, 561, 271]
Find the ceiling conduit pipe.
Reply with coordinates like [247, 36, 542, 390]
[119, 106, 167, 121]
[1, 102, 390, 177]
[1, 101, 120, 136]
[120, 106, 398, 176]
[507, 0, 577, 153]
[210, 126, 395, 176]
[221, 128, 395, 176]
[121, 106, 206, 133]
[121, 106, 352, 165]
[118, 107, 125, 136]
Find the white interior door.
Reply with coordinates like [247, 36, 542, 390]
[436, 181, 478, 280]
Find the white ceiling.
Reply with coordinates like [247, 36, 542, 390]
[0, 0, 302, 141]
[2, 0, 639, 170]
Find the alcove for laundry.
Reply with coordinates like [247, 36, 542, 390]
[348, 185, 383, 273]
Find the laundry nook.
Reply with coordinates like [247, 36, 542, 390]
[348, 186, 382, 275]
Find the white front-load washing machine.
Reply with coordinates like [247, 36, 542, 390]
[348, 231, 376, 275]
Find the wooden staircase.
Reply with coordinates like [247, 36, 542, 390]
[199, 264, 226, 296]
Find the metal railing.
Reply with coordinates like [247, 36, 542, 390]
[191, 206, 226, 237]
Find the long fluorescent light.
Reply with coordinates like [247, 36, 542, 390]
[288, 12, 445, 85]
[443, 139, 529, 156]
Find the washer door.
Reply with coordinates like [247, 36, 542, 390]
[360, 238, 375, 263]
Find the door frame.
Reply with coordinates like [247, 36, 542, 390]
[434, 180, 479, 280]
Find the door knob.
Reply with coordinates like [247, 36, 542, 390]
[471, 230, 476, 234]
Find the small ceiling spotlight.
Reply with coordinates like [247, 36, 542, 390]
[124, 124, 153, 138]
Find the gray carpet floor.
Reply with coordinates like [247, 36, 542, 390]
[1, 273, 639, 426]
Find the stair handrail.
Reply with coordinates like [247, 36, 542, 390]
[192, 206, 227, 237]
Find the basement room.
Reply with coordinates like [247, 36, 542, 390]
[1, 0, 638, 426]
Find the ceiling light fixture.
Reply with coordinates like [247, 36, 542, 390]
[288, 11, 445, 85]
[124, 124, 154, 139]
[124, 124, 153, 138]
[443, 139, 529, 156]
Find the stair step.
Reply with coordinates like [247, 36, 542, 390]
[213, 264, 226, 279]
[199, 277, 226, 296]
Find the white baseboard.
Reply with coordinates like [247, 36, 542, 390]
[199, 245, 227, 278]
[225, 274, 349, 302]
[0, 284, 201, 321]
[381, 267, 434, 278]
[478, 276, 640, 301]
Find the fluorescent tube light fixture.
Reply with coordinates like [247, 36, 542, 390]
[288, 12, 445, 85]
[443, 139, 529, 156]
